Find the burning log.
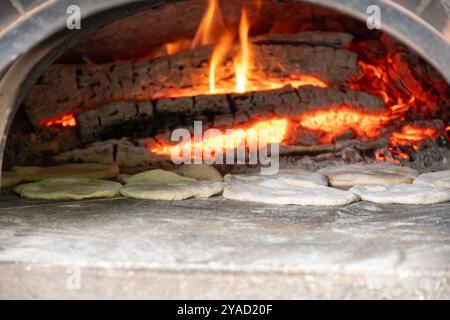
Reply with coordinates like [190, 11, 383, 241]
[53, 139, 161, 168]
[24, 32, 361, 126]
[154, 85, 386, 140]
[250, 31, 353, 47]
[76, 101, 154, 143]
[75, 86, 385, 144]
[279, 138, 389, 155]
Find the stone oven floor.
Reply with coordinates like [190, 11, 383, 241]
[0, 192, 449, 299]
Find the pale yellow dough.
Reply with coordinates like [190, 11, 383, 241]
[176, 164, 223, 182]
[15, 178, 122, 200]
[120, 181, 223, 200]
[118, 169, 195, 184]
[119, 169, 223, 200]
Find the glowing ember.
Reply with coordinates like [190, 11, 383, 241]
[298, 106, 388, 144]
[150, 119, 288, 158]
[375, 147, 409, 164]
[390, 124, 439, 151]
[375, 124, 440, 163]
[350, 60, 412, 120]
[258, 75, 328, 90]
[41, 113, 77, 128]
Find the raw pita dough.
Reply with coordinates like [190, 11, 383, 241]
[120, 181, 223, 200]
[349, 184, 450, 204]
[12, 163, 120, 182]
[14, 178, 122, 200]
[414, 170, 450, 188]
[119, 168, 222, 200]
[1, 171, 23, 188]
[177, 164, 223, 182]
[318, 164, 418, 187]
[225, 169, 328, 187]
[223, 176, 358, 206]
[118, 169, 195, 184]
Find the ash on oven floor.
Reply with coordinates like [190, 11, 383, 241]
[0, 194, 449, 299]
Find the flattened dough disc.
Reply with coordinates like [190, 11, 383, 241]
[318, 164, 418, 187]
[223, 176, 358, 206]
[15, 178, 122, 200]
[414, 170, 450, 188]
[349, 184, 450, 204]
[224, 169, 328, 187]
[118, 169, 195, 184]
[120, 181, 223, 200]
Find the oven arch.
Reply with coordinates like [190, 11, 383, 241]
[0, 0, 449, 173]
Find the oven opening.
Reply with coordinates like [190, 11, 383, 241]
[0, 0, 449, 299]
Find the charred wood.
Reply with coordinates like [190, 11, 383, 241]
[24, 32, 361, 126]
[76, 86, 385, 143]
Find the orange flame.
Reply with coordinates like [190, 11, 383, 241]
[158, 39, 192, 56]
[41, 113, 77, 128]
[146, 0, 328, 96]
[150, 118, 288, 158]
[235, 7, 252, 93]
[209, 32, 234, 94]
[194, 0, 235, 94]
[191, 0, 228, 49]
